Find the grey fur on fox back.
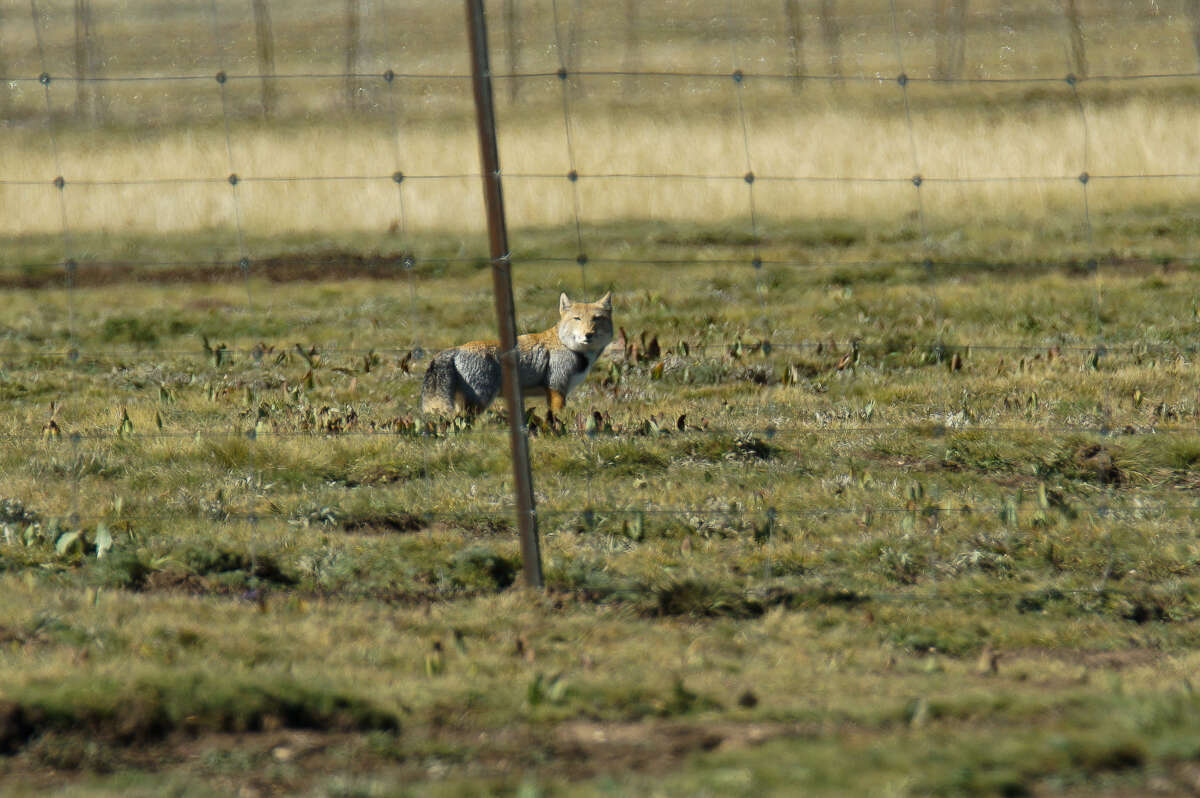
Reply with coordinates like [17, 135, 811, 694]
[421, 292, 613, 415]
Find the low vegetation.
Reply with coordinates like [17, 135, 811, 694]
[0, 218, 1198, 794]
[2, 0, 1200, 794]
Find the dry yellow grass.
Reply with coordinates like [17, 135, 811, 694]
[3, 91, 1199, 240]
[5, 4, 1200, 796]
[4, 0, 1199, 245]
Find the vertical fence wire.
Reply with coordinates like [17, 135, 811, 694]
[1059, 2, 1095, 278]
[548, 0, 594, 521]
[209, 1, 254, 312]
[251, 0, 277, 117]
[621, 0, 639, 91]
[29, 0, 84, 530]
[505, 0, 521, 101]
[209, 0, 259, 529]
[384, 66, 436, 518]
[886, 1, 950, 556]
[820, 0, 843, 81]
[1061, 10, 1106, 511]
[549, 0, 587, 294]
[727, 1, 763, 314]
[1192, 0, 1200, 70]
[5, 1, 1200, 558]
[0, 9, 7, 120]
[887, 0, 938, 336]
[783, 0, 804, 91]
[28, 2, 75, 348]
[565, 0, 583, 95]
[1067, 76, 1100, 345]
[727, 0, 778, 492]
[344, 0, 362, 111]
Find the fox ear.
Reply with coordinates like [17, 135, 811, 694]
[559, 292, 571, 314]
[597, 291, 612, 311]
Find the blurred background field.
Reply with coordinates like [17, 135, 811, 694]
[3, 1, 1200, 796]
[2, 0, 1200, 252]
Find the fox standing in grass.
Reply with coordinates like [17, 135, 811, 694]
[421, 292, 613, 416]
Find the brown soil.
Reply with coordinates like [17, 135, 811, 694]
[0, 645, 1177, 793]
[0, 253, 1184, 291]
[0, 252, 414, 290]
[0, 719, 808, 794]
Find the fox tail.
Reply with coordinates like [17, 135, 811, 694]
[420, 351, 460, 414]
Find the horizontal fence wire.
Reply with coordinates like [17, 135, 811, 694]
[7, 254, 1200, 269]
[5, 0, 1200, 595]
[6, 69, 1200, 84]
[4, 173, 1200, 187]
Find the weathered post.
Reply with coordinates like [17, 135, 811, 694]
[465, 0, 544, 588]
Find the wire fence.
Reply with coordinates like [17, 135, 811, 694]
[3, 0, 1200, 589]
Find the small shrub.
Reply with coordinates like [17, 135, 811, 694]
[449, 546, 517, 591]
[649, 578, 761, 618]
[99, 316, 159, 345]
[89, 549, 151, 590]
[27, 733, 119, 772]
[180, 546, 253, 575]
[177, 546, 295, 586]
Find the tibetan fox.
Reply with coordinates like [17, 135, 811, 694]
[421, 292, 613, 415]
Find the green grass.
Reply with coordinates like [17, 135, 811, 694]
[4, 0, 1200, 794]
[0, 213, 1199, 794]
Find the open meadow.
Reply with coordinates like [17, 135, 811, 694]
[2, 0, 1200, 795]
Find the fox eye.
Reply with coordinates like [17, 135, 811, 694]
[573, 316, 582, 321]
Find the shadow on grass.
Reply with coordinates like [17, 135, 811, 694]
[0, 672, 399, 754]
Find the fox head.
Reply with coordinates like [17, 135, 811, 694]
[557, 292, 614, 354]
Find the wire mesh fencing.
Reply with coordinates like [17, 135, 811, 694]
[1, 0, 1200, 602]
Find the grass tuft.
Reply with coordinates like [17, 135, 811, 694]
[449, 546, 519, 592]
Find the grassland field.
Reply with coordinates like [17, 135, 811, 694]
[3, 1, 1200, 796]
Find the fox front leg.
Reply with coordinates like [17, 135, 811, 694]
[546, 389, 566, 412]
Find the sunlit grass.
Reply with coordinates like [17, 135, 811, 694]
[4, 92, 1200, 242]
[4, 0, 1200, 794]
